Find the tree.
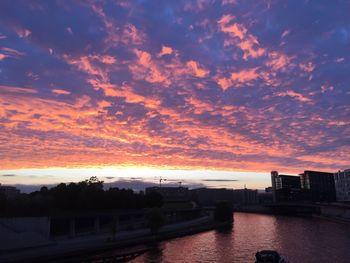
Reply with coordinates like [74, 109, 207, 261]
[214, 201, 233, 222]
[145, 191, 164, 208]
[147, 207, 165, 234]
[87, 176, 104, 189]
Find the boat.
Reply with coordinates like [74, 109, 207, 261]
[255, 250, 288, 263]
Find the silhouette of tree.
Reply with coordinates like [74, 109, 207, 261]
[0, 177, 152, 216]
[145, 191, 164, 208]
[147, 208, 165, 234]
[214, 201, 233, 222]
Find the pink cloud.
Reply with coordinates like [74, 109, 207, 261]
[186, 60, 209, 78]
[121, 24, 145, 46]
[99, 55, 116, 64]
[130, 49, 170, 85]
[184, 0, 212, 12]
[52, 89, 71, 95]
[238, 37, 266, 60]
[321, 84, 334, 93]
[0, 54, 7, 60]
[299, 62, 315, 73]
[15, 28, 31, 38]
[281, 30, 290, 38]
[217, 77, 232, 91]
[231, 68, 259, 84]
[216, 68, 260, 90]
[222, 0, 237, 5]
[266, 52, 293, 72]
[158, 46, 173, 57]
[1, 47, 25, 59]
[218, 15, 246, 39]
[275, 90, 312, 103]
[218, 14, 266, 60]
[0, 85, 38, 94]
[64, 54, 116, 82]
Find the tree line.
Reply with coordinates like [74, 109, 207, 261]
[0, 177, 163, 216]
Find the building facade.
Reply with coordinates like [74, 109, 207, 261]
[190, 188, 234, 206]
[232, 189, 258, 205]
[334, 169, 350, 202]
[299, 170, 336, 202]
[145, 186, 190, 202]
[0, 184, 20, 199]
[271, 171, 301, 202]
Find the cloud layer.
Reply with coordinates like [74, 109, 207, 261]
[0, 0, 349, 174]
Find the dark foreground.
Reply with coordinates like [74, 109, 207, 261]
[128, 212, 350, 263]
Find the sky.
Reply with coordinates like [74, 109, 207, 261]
[0, 0, 349, 190]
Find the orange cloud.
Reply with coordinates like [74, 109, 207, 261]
[0, 85, 37, 94]
[122, 24, 145, 46]
[217, 77, 232, 91]
[266, 52, 293, 72]
[238, 37, 266, 60]
[186, 60, 209, 77]
[0, 54, 7, 60]
[64, 54, 116, 83]
[130, 50, 170, 85]
[158, 46, 173, 56]
[216, 68, 260, 90]
[218, 14, 266, 60]
[52, 89, 71, 95]
[275, 90, 312, 103]
[231, 68, 259, 84]
[219, 21, 246, 39]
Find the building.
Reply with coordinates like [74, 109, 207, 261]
[265, 187, 273, 193]
[232, 189, 258, 205]
[333, 169, 350, 203]
[190, 188, 234, 206]
[299, 170, 336, 202]
[258, 188, 273, 204]
[145, 186, 190, 202]
[0, 184, 20, 199]
[191, 188, 259, 206]
[271, 171, 301, 202]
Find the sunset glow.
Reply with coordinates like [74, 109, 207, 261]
[0, 1, 349, 187]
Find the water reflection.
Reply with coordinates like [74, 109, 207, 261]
[141, 243, 164, 263]
[131, 213, 350, 263]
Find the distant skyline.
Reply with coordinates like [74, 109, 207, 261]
[0, 1, 349, 186]
[0, 168, 269, 191]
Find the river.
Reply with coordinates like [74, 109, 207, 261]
[129, 212, 350, 263]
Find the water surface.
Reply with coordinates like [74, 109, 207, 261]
[131, 212, 350, 263]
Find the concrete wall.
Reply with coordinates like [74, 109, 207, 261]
[0, 217, 51, 251]
[320, 205, 350, 220]
[0, 217, 50, 237]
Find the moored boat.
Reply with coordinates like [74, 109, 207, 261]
[255, 250, 288, 263]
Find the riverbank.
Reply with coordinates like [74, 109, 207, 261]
[0, 216, 230, 263]
[233, 203, 350, 223]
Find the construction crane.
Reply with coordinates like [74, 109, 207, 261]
[159, 177, 167, 187]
